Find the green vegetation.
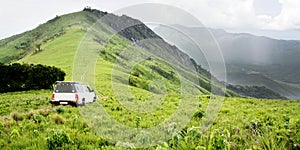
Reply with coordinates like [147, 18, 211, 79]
[0, 9, 299, 149]
[0, 90, 51, 116]
[0, 91, 111, 149]
[0, 91, 299, 149]
[20, 26, 85, 80]
[0, 63, 65, 93]
[0, 11, 97, 63]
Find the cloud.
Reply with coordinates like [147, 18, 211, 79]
[0, 0, 93, 39]
[197, 0, 300, 30]
[269, 0, 300, 30]
[0, 0, 299, 39]
[146, 0, 299, 30]
[144, 0, 257, 29]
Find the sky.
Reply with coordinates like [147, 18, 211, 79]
[0, 0, 300, 40]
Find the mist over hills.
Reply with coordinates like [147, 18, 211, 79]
[154, 25, 300, 99]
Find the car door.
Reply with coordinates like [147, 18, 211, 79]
[83, 85, 93, 103]
[86, 85, 96, 102]
[75, 84, 85, 104]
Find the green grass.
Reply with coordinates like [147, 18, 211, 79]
[20, 26, 86, 80]
[0, 90, 51, 116]
[0, 97, 109, 149]
[0, 11, 94, 63]
[1, 36, 299, 149]
[0, 90, 299, 149]
[0, 10, 299, 149]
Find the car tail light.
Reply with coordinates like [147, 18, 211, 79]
[75, 93, 79, 101]
[52, 93, 55, 100]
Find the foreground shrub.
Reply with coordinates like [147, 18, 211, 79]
[51, 114, 65, 124]
[46, 129, 72, 149]
[10, 112, 24, 121]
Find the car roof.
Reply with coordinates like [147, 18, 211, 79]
[55, 81, 85, 85]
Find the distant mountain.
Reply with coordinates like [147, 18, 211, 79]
[226, 84, 287, 100]
[154, 25, 300, 99]
[226, 29, 300, 41]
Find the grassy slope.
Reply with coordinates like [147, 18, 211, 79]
[15, 9, 206, 130]
[5, 31, 300, 150]
[0, 11, 93, 63]
[0, 10, 299, 149]
[20, 26, 85, 80]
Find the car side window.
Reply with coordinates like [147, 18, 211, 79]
[83, 86, 90, 93]
[75, 85, 83, 92]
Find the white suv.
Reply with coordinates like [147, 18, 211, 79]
[50, 81, 96, 106]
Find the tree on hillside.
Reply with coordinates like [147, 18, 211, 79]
[0, 63, 65, 93]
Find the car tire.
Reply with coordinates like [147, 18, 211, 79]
[82, 98, 86, 106]
[75, 101, 79, 107]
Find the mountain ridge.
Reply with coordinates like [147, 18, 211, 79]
[0, 9, 222, 96]
[154, 24, 300, 99]
[0, 8, 285, 99]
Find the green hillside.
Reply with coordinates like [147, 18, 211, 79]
[1, 9, 231, 98]
[0, 11, 95, 63]
[0, 9, 299, 149]
[20, 26, 85, 80]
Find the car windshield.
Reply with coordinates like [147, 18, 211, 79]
[86, 86, 93, 92]
[54, 83, 75, 93]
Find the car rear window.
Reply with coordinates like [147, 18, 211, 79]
[54, 83, 76, 93]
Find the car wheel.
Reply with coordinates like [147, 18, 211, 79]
[82, 98, 86, 106]
[75, 101, 79, 107]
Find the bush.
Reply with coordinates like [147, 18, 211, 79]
[32, 114, 45, 124]
[193, 110, 205, 119]
[0, 63, 65, 93]
[51, 114, 65, 124]
[39, 109, 51, 117]
[10, 112, 24, 121]
[46, 129, 72, 149]
[208, 128, 231, 150]
[55, 107, 65, 114]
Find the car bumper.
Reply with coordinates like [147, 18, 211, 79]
[50, 100, 77, 106]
